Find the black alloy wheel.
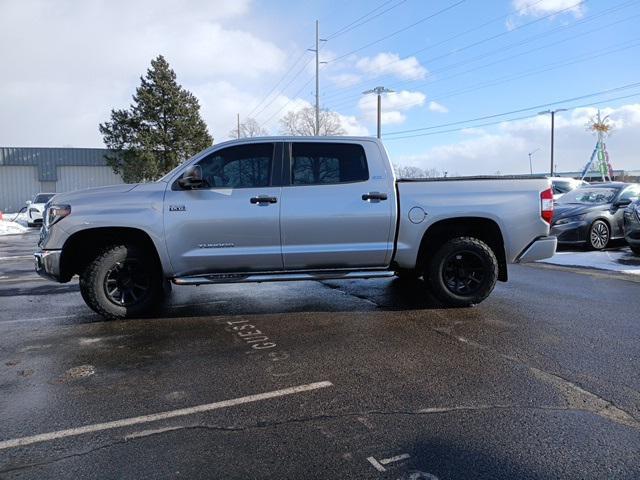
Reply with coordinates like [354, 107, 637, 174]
[103, 259, 151, 307]
[442, 250, 486, 296]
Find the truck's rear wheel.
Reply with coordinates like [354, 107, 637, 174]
[79, 244, 165, 319]
[425, 237, 498, 307]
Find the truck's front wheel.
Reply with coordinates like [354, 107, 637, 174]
[425, 237, 498, 307]
[79, 244, 165, 319]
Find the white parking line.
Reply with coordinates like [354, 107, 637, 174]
[0, 381, 333, 450]
[380, 453, 411, 465]
[0, 255, 33, 261]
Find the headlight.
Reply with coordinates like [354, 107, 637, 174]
[44, 204, 71, 228]
[554, 215, 584, 226]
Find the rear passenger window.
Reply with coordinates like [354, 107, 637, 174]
[291, 143, 368, 185]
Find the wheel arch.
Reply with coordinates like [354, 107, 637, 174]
[59, 227, 165, 282]
[416, 217, 508, 282]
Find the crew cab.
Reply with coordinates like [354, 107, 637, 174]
[34, 137, 556, 319]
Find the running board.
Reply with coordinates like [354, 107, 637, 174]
[172, 270, 395, 285]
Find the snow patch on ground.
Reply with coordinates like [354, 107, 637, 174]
[0, 220, 29, 236]
[539, 248, 640, 276]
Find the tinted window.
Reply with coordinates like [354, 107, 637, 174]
[34, 194, 55, 203]
[558, 187, 618, 205]
[198, 143, 273, 188]
[291, 143, 368, 186]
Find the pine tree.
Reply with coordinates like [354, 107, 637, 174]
[100, 55, 212, 182]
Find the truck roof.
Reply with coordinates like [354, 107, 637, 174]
[209, 136, 382, 149]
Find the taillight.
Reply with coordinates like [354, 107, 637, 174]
[540, 188, 554, 224]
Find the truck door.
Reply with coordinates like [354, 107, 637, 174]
[280, 141, 394, 270]
[164, 142, 283, 276]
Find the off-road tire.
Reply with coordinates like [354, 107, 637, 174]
[425, 236, 498, 307]
[79, 244, 165, 319]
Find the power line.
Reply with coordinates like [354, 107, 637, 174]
[327, 31, 640, 112]
[252, 57, 314, 121]
[384, 81, 640, 136]
[320, 0, 564, 100]
[330, 6, 640, 109]
[384, 89, 640, 140]
[325, 0, 408, 40]
[326, 0, 467, 63]
[325, 0, 636, 105]
[245, 48, 310, 118]
[259, 76, 316, 129]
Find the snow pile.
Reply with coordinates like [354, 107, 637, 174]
[539, 249, 640, 276]
[0, 220, 29, 236]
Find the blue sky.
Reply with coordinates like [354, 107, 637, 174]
[1, 0, 639, 175]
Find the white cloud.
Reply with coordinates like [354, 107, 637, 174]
[329, 73, 362, 88]
[511, 0, 585, 18]
[356, 53, 428, 81]
[428, 101, 449, 113]
[0, 0, 287, 147]
[336, 113, 370, 136]
[396, 104, 640, 176]
[358, 90, 426, 125]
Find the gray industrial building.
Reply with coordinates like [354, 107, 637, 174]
[0, 147, 123, 212]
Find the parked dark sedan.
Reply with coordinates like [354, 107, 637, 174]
[550, 182, 640, 249]
[623, 199, 640, 255]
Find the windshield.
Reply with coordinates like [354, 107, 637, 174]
[557, 188, 618, 205]
[34, 194, 55, 203]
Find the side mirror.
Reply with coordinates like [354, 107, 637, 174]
[615, 198, 633, 207]
[26, 200, 32, 205]
[177, 165, 205, 189]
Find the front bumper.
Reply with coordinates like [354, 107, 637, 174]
[34, 250, 63, 282]
[516, 236, 557, 263]
[549, 219, 589, 244]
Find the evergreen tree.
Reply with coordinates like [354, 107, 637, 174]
[100, 55, 212, 182]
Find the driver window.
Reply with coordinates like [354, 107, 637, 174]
[198, 143, 273, 188]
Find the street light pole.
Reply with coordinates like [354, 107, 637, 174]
[363, 86, 394, 139]
[538, 109, 567, 176]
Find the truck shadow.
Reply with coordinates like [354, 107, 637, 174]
[155, 277, 454, 321]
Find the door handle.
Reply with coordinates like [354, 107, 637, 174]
[362, 192, 388, 201]
[250, 196, 278, 204]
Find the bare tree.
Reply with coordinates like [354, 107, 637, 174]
[279, 107, 346, 136]
[228, 117, 268, 139]
[393, 164, 443, 179]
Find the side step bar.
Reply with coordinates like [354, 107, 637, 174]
[173, 270, 395, 286]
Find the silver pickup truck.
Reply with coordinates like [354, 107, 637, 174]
[35, 137, 556, 319]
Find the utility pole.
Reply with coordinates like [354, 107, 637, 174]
[528, 148, 540, 175]
[363, 86, 394, 138]
[308, 21, 326, 135]
[538, 109, 567, 176]
[237, 113, 241, 139]
[315, 20, 320, 136]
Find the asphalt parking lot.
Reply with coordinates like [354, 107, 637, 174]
[1, 230, 639, 479]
